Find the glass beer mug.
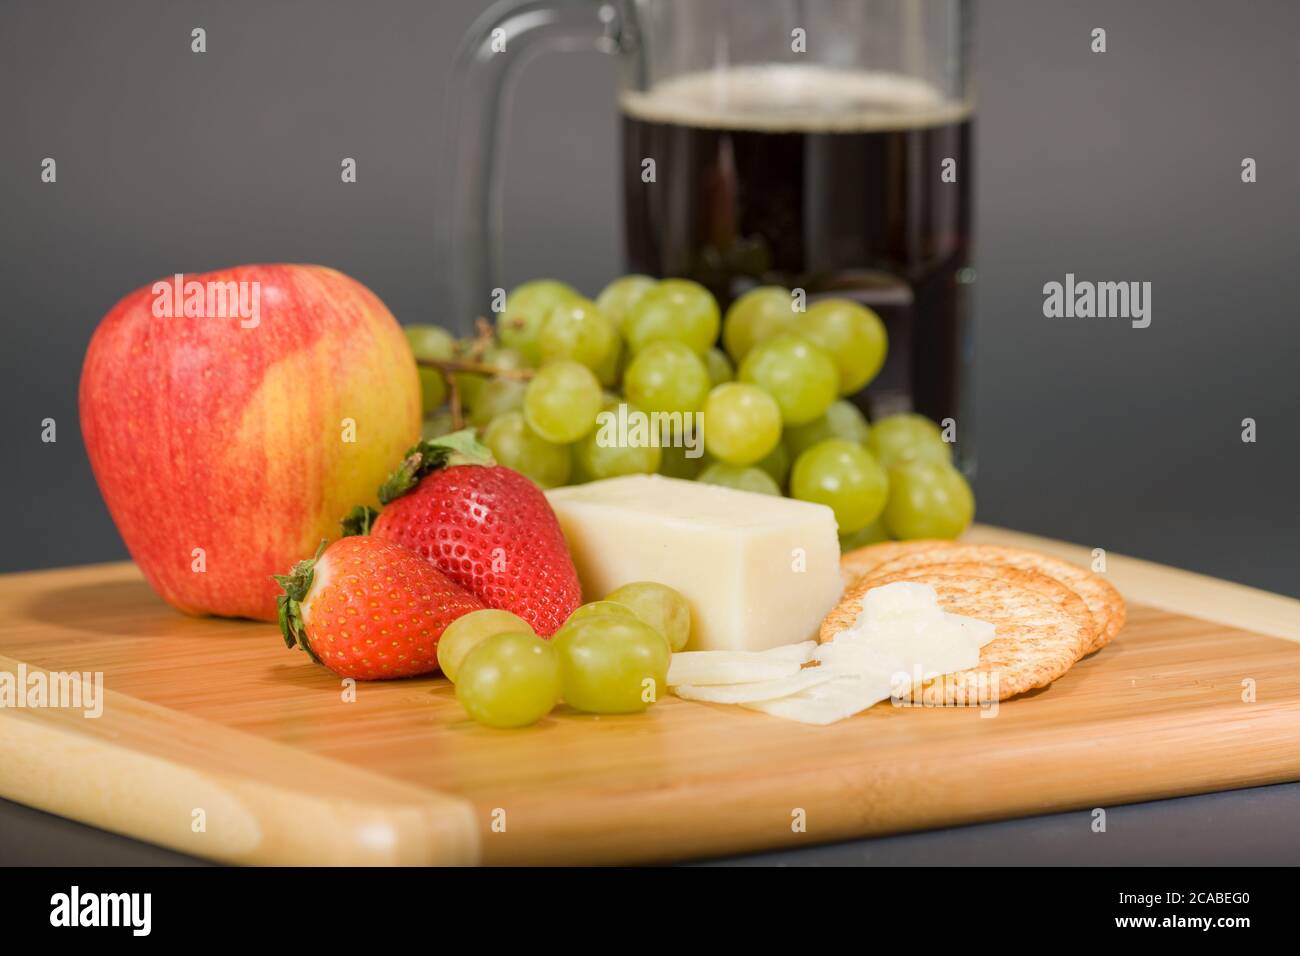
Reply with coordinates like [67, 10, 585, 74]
[441, 0, 973, 448]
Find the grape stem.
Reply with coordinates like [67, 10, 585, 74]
[414, 357, 536, 380]
[469, 317, 494, 356]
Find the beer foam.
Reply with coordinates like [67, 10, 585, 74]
[620, 64, 970, 133]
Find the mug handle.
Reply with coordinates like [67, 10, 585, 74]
[438, 0, 624, 332]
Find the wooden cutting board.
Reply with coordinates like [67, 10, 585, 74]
[2, 526, 1299, 866]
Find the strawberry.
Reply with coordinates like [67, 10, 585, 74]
[347, 431, 581, 636]
[275, 536, 484, 679]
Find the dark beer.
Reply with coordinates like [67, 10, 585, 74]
[621, 66, 973, 433]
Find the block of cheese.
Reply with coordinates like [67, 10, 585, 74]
[546, 475, 843, 652]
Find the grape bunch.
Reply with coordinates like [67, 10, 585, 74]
[441, 583, 686, 728]
[405, 276, 975, 550]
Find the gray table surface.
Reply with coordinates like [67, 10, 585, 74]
[3, 781, 1298, 866]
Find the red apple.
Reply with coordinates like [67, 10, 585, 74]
[80, 264, 422, 621]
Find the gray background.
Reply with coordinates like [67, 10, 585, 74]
[0, 0, 1297, 865]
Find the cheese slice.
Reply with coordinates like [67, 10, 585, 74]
[674, 665, 845, 704]
[667, 642, 816, 686]
[546, 475, 843, 652]
[817, 581, 987, 683]
[743, 671, 896, 725]
[671, 581, 997, 725]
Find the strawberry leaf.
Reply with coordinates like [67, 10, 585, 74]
[377, 429, 495, 505]
[340, 505, 379, 537]
[272, 541, 326, 664]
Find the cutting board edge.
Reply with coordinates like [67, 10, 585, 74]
[478, 698, 1300, 865]
[0, 654, 481, 866]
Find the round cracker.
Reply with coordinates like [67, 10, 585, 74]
[846, 561, 1098, 658]
[864, 543, 1125, 655]
[821, 569, 1084, 702]
[839, 540, 952, 582]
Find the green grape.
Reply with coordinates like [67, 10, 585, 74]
[405, 325, 455, 414]
[605, 581, 692, 652]
[483, 410, 572, 489]
[721, 286, 797, 362]
[702, 383, 782, 466]
[592, 333, 623, 388]
[623, 341, 711, 416]
[454, 345, 528, 412]
[704, 347, 734, 385]
[698, 462, 782, 496]
[839, 518, 891, 552]
[416, 367, 447, 415]
[802, 299, 888, 394]
[498, 280, 580, 364]
[783, 399, 871, 460]
[738, 333, 838, 425]
[790, 439, 889, 534]
[623, 278, 721, 355]
[564, 601, 639, 627]
[595, 275, 655, 331]
[553, 616, 671, 714]
[658, 443, 705, 480]
[421, 408, 455, 440]
[867, 413, 953, 468]
[882, 460, 974, 541]
[523, 360, 602, 444]
[886, 438, 952, 467]
[449, 337, 482, 409]
[438, 609, 535, 683]
[662, 413, 704, 464]
[566, 444, 593, 485]
[575, 400, 662, 479]
[754, 441, 791, 488]
[468, 377, 527, 427]
[489, 345, 531, 370]
[538, 296, 616, 369]
[456, 631, 560, 728]
[406, 324, 456, 360]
